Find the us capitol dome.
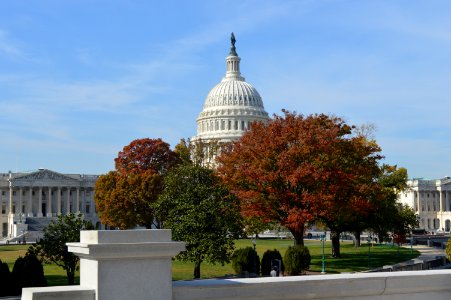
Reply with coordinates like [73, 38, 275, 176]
[192, 33, 270, 144]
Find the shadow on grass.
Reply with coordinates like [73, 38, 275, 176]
[45, 275, 80, 286]
[310, 244, 420, 273]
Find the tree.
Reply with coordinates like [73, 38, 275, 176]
[368, 166, 412, 243]
[174, 137, 221, 167]
[218, 111, 383, 254]
[391, 203, 418, 245]
[95, 138, 180, 229]
[115, 138, 179, 175]
[30, 213, 92, 285]
[157, 164, 243, 279]
[95, 171, 164, 229]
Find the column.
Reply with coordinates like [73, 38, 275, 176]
[57, 187, 61, 215]
[28, 187, 33, 217]
[82, 189, 86, 214]
[47, 187, 52, 217]
[76, 188, 80, 213]
[446, 191, 449, 211]
[18, 187, 22, 216]
[37, 187, 43, 217]
[66, 188, 71, 215]
[8, 186, 13, 215]
[416, 191, 420, 213]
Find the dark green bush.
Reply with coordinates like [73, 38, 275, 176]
[12, 251, 47, 294]
[231, 246, 260, 275]
[0, 260, 13, 296]
[261, 249, 284, 276]
[283, 245, 311, 275]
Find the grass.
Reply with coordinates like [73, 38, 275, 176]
[172, 239, 420, 280]
[0, 245, 79, 286]
[0, 239, 419, 283]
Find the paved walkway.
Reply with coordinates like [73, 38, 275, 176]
[411, 244, 446, 261]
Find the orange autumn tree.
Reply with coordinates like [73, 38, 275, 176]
[95, 138, 179, 229]
[217, 111, 383, 255]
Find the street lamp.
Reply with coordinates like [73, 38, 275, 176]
[367, 235, 372, 270]
[320, 232, 326, 274]
[252, 236, 257, 276]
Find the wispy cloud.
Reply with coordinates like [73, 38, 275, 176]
[0, 29, 22, 57]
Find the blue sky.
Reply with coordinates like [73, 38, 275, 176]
[0, 1, 450, 179]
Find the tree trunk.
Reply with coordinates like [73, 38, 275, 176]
[354, 230, 361, 248]
[289, 223, 305, 246]
[331, 230, 341, 258]
[67, 268, 75, 285]
[378, 232, 384, 244]
[193, 260, 201, 279]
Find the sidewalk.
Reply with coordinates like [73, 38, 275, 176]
[411, 244, 446, 261]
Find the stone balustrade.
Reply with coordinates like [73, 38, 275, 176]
[21, 229, 451, 300]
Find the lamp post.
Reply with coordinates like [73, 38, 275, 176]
[367, 235, 372, 270]
[252, 236, 257, 276]
[410, 234, 413, 254]
[320, 232, 326, 274]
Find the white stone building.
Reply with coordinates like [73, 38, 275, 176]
[398, 177, 451, 232]
[192, 33, 270, 162]
[0, 168, 100, 239]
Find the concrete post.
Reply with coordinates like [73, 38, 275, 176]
[68, 229, 185, 300]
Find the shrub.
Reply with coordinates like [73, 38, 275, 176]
[446, 237, 451, 261]
[261, 249, 284, 276]
[12, 251, 47, 294]
[284, 245, 311, 275]
[0, 260, 13, 297]
[231, 246, 260, 275]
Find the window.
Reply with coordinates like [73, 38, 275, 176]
[12, 191, 16, 196]
[86, 205, 90, 214]
[1, 204, 5, 214]
[1, 191, 4, 196]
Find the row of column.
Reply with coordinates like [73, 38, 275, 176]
[199, 118, 248, 133]
[6, 186, 93, 218]
[415, 190, 451, 212]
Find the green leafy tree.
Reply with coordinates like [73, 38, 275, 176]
[368, 166, 411, 243]
[157, 164, 243, 279]
[30, 213, 92, 285]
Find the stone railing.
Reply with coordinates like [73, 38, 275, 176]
[22, 229, 451, 300]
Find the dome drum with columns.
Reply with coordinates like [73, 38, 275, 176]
[193, 33, 270, 145]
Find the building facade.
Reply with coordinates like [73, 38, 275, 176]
[192, 33, 270, 163]
[0, 168, 100, 238]
[398, 177, 451, 232]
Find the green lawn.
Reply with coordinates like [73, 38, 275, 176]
[0, 239, 419, 284]
[173, 239, 419, 280]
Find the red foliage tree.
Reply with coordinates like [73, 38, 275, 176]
[115, 138, 179, 175]
[217, 111, 383, 255]
[95, 138, 179, 229]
